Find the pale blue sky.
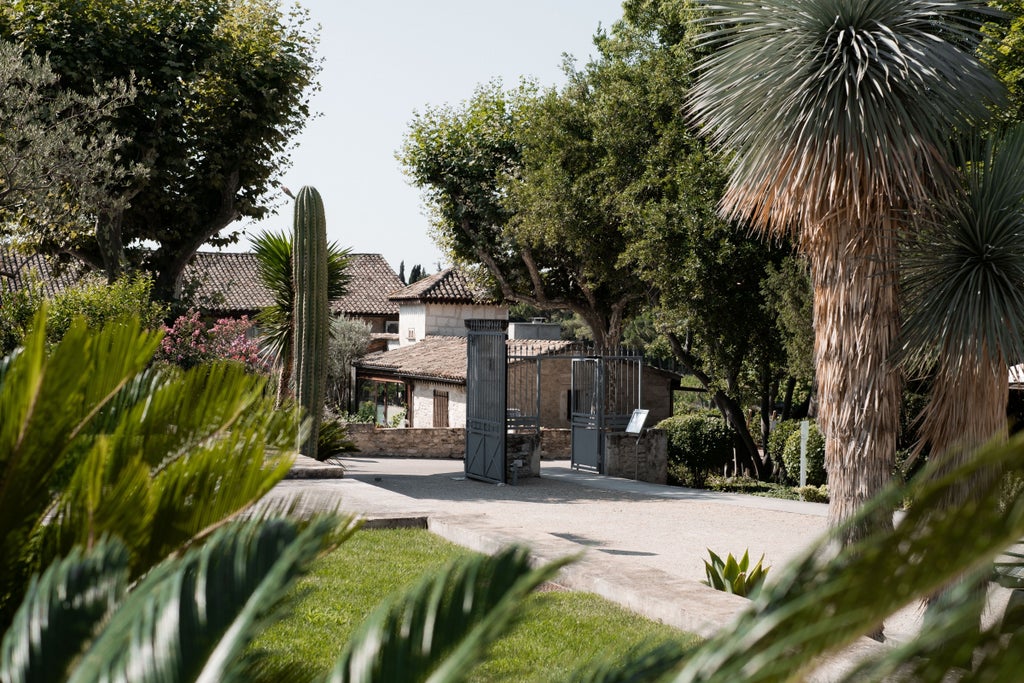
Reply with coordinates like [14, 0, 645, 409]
[236, 0, 626, 274]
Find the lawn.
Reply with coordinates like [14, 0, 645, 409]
[250, 528, 699, 681]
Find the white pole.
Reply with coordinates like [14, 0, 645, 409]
[799, 419, 809, 491]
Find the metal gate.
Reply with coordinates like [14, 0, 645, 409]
[571, 359, 602, 470]
[465, 319, 508, 483]
[570, 351, 643, 473]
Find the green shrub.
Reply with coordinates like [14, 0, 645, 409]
[317, 416, 358, 461]
[795, 485, 829, 503]
[0, 281, 43, 355]
[768, 419, 801, 475]
[782, 421, 826, 487]
[348, 401, 377, 424]
[47, 274, 165, 342]
[658, 414, 733, 488]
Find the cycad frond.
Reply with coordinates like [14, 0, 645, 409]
[0, 312, 161, 624]
[668, 432, 1024, 682]
[66, 515, 352, 683]
[0, 539, 129, 683]
[328, 546, 572, 683]
[35, 360, 301, 577]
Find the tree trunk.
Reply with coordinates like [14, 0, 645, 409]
[781, 376, 796, 419]
[665, 332, 765, 480]
[807, 215, 901, 545]
[758, 355, 774, 478]
[713, 390, 765, 480]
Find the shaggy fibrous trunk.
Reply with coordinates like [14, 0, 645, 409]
[807, 215, 901, 544]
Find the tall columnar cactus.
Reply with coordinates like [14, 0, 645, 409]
[292, 186, 329, 459]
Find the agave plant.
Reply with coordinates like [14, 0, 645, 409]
[704, 550, 769, 598]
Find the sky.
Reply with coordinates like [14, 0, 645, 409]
[234, 0, 627, 275]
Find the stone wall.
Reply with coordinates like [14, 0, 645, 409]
[347, 423, 464, 458]
[539, 428, 570, 459]
[506, 433, 541, 480]
[346, 425, 541, 480]
[604, 429, 668, 485]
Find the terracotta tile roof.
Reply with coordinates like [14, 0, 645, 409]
[388, 267, 493, 304]
[186, 251, 401, 316]
[331, 253, 403, 316]
[357, 336, 469, 383]
[187, 252, 274, 313]
[355, 336, 578, 384]
[0, 248, 83, 298]
[2, 248, 403, 318]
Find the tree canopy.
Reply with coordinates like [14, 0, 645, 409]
[0, 39, 135, 240]
[400, 79, 647, 351]
[0, 0, 320, 301]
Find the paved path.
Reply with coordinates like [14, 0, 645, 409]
[269, 456, 920, 680]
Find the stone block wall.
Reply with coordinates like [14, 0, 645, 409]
[539, 428, 570, 459]
[506, 433, 541, 480]
[604, 429, 668, 484]
[346, 425, 542, 481]
[347, 423, 464, 458]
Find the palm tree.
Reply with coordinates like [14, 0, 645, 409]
[901, 124, 1024, 507]
[251, 230, 351, 404]
[690, 0, 1003, 543]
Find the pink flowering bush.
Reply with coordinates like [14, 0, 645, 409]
[155, 309, 266, 373]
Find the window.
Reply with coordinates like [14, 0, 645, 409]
[407, 328, 416, 341]
[386, 321, 399, 334]
[433, 390, 449, 428]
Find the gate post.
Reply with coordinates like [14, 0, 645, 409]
[465, 319, 508, 483]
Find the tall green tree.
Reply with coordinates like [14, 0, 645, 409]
[549, 0, 793, 476]
[0, 39, 135, 237]
[691, 0, 1003, 544]
[400, 80, 646, 351]
[1, 0, 319, 301]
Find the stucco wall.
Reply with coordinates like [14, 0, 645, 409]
[398, 303, 426, 346]
[426, 303, 507, 337]
[410, 381, 467, 428]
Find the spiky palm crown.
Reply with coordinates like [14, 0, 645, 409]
[690, 0, 1003, 235]
[901, 124, 1024, 374]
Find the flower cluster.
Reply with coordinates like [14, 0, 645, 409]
[155, 310, 266, 373]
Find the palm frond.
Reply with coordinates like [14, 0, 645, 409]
[0, 539, 129, 683]
[667, 431, 1024, 682]
[251, 229, 353, 368]
[690, 0, 1004, 233]
[327, 546, 573, 683]
[67, 514, 354, 683]
[571, 640, 691, 683]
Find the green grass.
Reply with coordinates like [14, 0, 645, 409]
[250, 528, 699, 681]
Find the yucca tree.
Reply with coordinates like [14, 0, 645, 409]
[690, 0, 1003, 543]
[251, 230, 351, 404]
[901, 124, 1024, 507]
[0, 308, 303, 627]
